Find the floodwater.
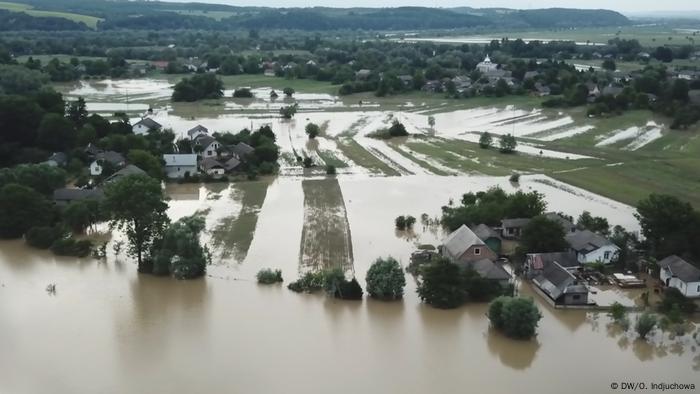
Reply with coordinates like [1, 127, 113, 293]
[3, 175, 698, 394]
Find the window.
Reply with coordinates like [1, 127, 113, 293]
[474, 248, 481, 255]
[697, 285, 699, 292]
[604, 251, 611, 260]
[207, 150, 212, 156]
[572, 295, 581, 300]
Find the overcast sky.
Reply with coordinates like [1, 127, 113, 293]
[167, 0, 698, 13]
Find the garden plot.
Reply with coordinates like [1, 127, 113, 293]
[66, 79, 174, 102]
[595, 121, 664, 150]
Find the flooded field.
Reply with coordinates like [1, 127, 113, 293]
[1, 174, 698, 394]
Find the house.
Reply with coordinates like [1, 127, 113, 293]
[422, 80, 442, 93]
[476, 55, 499, 74]
[187, 125, 209, 140]
[52, 188, 103, 206]
[199, 157, 226, 177]
[471, 224, 502, 255]
[193, 134, 222, 159]
[102, 164, 147, 184]
[658, 255, 700, 298]
[222, 157, 241, 172]
[524, 71, 540, 80]
[500, 218, 531, 239]
[44, 152, 67, 167]
[531, 259, 589, 305]
[84, 143, 103, 158]
[163, 154, 198, 179]
[263, 68, 276, 77]
[534, 82, 551, 96]
[602, 84, 624, 97]
[544, 212, 577, 233]
[90, 151, 126, 176]
[151, 61, 169, 71]
[565, 230, 620, 264]
[524, 252, 580, 278]
[132, 117, 162, 135]
[440, 225, 497, 263]
[230, 142, 255, 161]
[454, 258, 512, 286]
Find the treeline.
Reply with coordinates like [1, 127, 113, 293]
[0, 10, 88, 31]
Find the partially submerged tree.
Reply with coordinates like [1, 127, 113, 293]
[635, 312, 658, 340]
[366, 257, 406, 300]
[103, 174, 169, 272]
[305, 122, 320, 139]
[479, 132, 493, 149]
[416, 258, 466, 309]
[150, 215, 208, 279]
[279, 103, 298, 119]
[257, 268, 283, 284]
[0, 183, 53, 239]
[488, 296, 542, 339]
[499, 134, 517, 154]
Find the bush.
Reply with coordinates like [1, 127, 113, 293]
[50, 237, 93, 257]
[25, 226, 64, 249]
[303, 157, 313, 168]
[635, 312, 658, 339]
[488, 296, 542, 339]
[479, 132, 493, 149]
[257, 268, 283, 284]
[232, 87, 253, 98]
[279, 103, 298, 119]
[499, 134, 517, 154]
[509, 173, 520, 183]
[305, 123, 320, 139]
[658, 287, 698, 315]
[366, 257, 406, 300]
[325, 165, 336, 175]
[608, 302, 629, 329]
[388, 120, 408, 137]
[288, 271, 325, 293]
[321, 267, 363, 300]
[416, 258, 466, 309]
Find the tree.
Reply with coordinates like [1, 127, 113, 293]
[635, 312, 657, 340]
[0, 183, 53, 238]
[0, 164, 66, 196]
[602, 59, 616, 71]
[479, 132, 493, 149]
[232, 88, 253, 98]
[388, 120, 408, 137]
[37, 113, 75, 151]
[279, 103, 298, 119]
[305, 122, 320, 139]
[416, 258, 466, 309]
[488, 296, 542, 339]
[395, 215, 416, 230]
[127, 149, 163, 179]
[66, 97, 88, 126]
[366, 257, 406, 300]
[428, 115, 435, 129]
[576, 211, 610, 235]
[103, 174, 169, 272]
[519, 216, 568, 254]
[150, 215, 208, 279]
[321, 268, 363, 300]
[257, 268, 283, 284]
[283, 87, 295, 97]
[171, 73, 224, 102]
[499, 134, 517, 153]
[63, 199, 101, 233]
[608, 302, 629, 328]
[635, 194, 699, 258]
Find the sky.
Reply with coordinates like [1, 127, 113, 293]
[165, 0, 698, 13]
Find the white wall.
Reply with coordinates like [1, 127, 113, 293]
[661, 269, 700, 298]
[577, 244, 620, 264]
[165, 165, 197, 179]
[133, 124, 150, 135]
[90, 161, 102, 176]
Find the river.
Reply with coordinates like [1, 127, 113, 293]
[1, 175, 698, 393]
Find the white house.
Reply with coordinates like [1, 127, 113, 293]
[475, 55, 498, 74]
[90, 151, 125, 176]
[132, 117, 162, 135]
[163, 154, 198, 179]
[193, 134, 221, 159]
[658, 255, 700, 298]
[565, 230, 620, 264]
[187, 125, 209, 140]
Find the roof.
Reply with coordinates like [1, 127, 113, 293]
[187, 125, 208, 137]
[543, 212, 576, 232]
[133, 117, 162, 130]
[565, 230, 617, 254]
[200, 157, 224, 171]
[222, 157, 241, 171]
[528, 252, 579, 270]
[95, 151, 125, 165]
[84, 143, 103, 156]
[194, 134, 217, 149]
[231, 142, 255, 158]
[53, 188, 103, 202]
[442, 225, 485, 261]
[472, 224, 500, 241]
[658, 255, 700, 283]
[501, 218, 531, 228]
[163, 154, 197, 167]
[532, 260, 577, 300]
[103, 164, 147, 183]
[47, 152, 67, 164]
[456, 258, 511, 281]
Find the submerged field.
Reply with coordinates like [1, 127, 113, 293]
[60, 76, 700, 207]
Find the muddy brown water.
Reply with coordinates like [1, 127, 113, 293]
[1, 175, 698, 393]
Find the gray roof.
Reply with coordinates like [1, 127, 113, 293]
[163, 154, 197, 167]
[532, 260, 577, 300]
[103, 164, 146, 183]
[95, 151, 125, 165]
[442, 225, 485, 261]
[53, 188, 103, 202]
[472, 224, 500, 241]
[565, 230, 616, 254]
[187, 125, 208, 137]
[456, 258, 511, 281]
[200, 157, 225, 171]
[223, 157, 241, 171]
[84, 143, 103, 156]
[544, 212, 576, 232]
[528, 252, 579, 269]
[133, 117, 162, 130]
[501, 218, 531, 228]
[46, 152, 67, 165]
[231, 142, 255, 158]
[658, 255, 700, 283]
[194, 134, 217, 150]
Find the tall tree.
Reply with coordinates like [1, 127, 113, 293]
[519, 216, 568, 254]
[0, 183, 53, 238]
[103, 174, 169, 272]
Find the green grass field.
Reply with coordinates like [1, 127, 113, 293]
[0, 1, 102, 29]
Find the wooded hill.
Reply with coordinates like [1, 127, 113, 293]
[6, 0, 630, 31]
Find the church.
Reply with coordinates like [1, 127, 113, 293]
[475, 54, 499, 73]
